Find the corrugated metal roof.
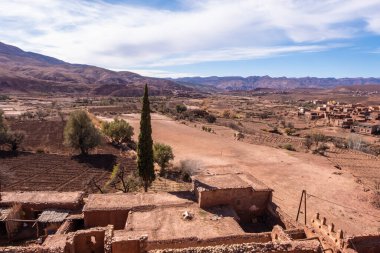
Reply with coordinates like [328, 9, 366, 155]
[0, 208, 11, 221]
[37, 210, 68, 223]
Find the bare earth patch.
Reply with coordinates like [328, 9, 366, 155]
[113, 113, 380, 236]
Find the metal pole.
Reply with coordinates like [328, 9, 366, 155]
[304, 190, 307, 225]
[296, 190, 304, 222]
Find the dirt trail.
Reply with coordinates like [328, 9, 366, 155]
[105, 113, 380, 235]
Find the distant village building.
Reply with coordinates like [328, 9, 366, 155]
[352, 123, 380, 135]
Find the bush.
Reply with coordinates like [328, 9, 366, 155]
[102, 118, 134, 145]
[0, 95, 10, 101]
[202, 126, 212, 132]
[0, 111, 24, 151]
[64, 110, 101, 155]
[6, 131, 25, 151]
[304, 136, 313, 150]
[205, 114, 216, 123]
[332, 138, 348, 149]
[153, 143, 174, 175]
[311, 133, 327, 146]
[313, 143, 329, 156]
[223, 110, 231, 119]
[282, 143, 296, 151]
[177, 159, 200, 182]
[269, 127, 281, 135]
[176, 104, 187, 113]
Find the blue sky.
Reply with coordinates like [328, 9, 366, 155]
[1, 0, 380, 78]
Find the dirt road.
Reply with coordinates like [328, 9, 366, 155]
[102, 113, 380, 235]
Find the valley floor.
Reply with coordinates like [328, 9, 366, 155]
[111, 113, 380, 236]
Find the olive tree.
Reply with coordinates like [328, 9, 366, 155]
[153, 142, 174, 176]
[6, 131, 25, 152]
[102, 118, 134, 145]
[64, 110, 101, 155]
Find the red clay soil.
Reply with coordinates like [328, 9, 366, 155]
[117, 113, 380, 236]
[1, 119, 137, 193]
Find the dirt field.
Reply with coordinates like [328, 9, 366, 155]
[116, 113, 380, 236]
[0, 152, 112, 192]
[1, 119, 137, 193]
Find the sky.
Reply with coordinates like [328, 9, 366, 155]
[1, 0, 380, 78]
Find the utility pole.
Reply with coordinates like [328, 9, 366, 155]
[296, 190, 307, 225]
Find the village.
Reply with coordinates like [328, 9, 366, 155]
[301, 100, 380, 135]
[1, 172, 379, 253]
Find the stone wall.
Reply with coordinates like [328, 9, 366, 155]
[146, 232, 272, 251]
[150, 240, 322, 253]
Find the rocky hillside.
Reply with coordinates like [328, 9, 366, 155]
[0, 42, 192, 96]
[175, 76, 380, 91]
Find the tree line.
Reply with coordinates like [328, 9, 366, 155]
[63, 84, 173, 192]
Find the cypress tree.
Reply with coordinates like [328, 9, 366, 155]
[137, 84, 155, 192]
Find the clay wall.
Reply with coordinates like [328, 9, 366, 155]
[0, 246, 63, 253]
[5, 204, 22, 239]
[344, 234, 380, 253]
[112, 239, 141, 253]
[150, 240, 322, 253]
[84, 210, 129, 229]
[146, 232, 272, 251]
[65, 226, 113, 253]
[197, 188, 272, 222]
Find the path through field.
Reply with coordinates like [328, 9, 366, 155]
[107, 113, 380, 235]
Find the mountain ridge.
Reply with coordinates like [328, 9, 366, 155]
[0, 42, 192, 96]
[174, 76, 380, 91]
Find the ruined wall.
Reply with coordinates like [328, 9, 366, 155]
[197, 188, 272, 222]
[146, 232, 272, 251]
[0, 246, 63, 253]
[84, 210, 129, 229]
[5, 204, 22, 239]
[65, 227, 108, 253]
[344, 234, 380, 253]
[112, 240, 140, 253]
[150, 240, 322, 253]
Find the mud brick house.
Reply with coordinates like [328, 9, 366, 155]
[0, 191, 84, 241]
[192, 173, 275, 224]
[0, 173, 379, 253]
[352, 122, 380, 135]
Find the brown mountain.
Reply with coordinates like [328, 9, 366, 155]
[175, 76, 380, 91]
[0, 42, 192, 96]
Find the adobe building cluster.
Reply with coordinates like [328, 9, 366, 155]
[299, 101, 380, 135]
[0, 172, 379, 253]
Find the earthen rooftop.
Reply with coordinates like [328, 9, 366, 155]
[193, 173, 271, 191]
[125, 203, 245, 240]
[83, 192, 195, 211]
[0, 191, 84, 206]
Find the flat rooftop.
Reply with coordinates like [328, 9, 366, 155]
[193, 173, 271, 191]
[84, 192, 195, 211]
[0, 191, 84, 206]
[125, 203, 244, 241]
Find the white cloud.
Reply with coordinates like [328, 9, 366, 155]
[0, 0, 379, 70]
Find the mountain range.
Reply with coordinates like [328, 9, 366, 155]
[175, 76, 380, 91]
[1, 41, 380, 95]
[0, 42, 191, 96]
